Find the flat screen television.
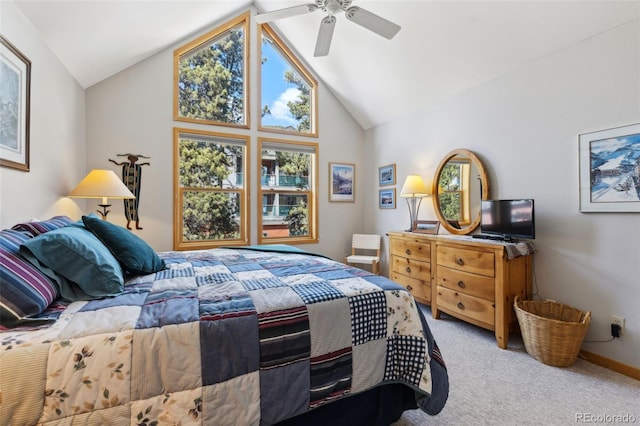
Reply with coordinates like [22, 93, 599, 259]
[480, 199, 535, 240]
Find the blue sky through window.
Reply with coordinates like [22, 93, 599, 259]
[261, 38, 303, 129]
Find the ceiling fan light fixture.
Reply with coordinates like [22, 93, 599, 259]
[325, 0, 343, 15]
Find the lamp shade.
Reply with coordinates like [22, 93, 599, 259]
[68, 169, 135, 203]
[400, 174, 430, 198]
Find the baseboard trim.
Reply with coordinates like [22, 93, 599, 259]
[579, 350, 640, 380]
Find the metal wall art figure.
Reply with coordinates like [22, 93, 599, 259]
[109, 153, 150, 229]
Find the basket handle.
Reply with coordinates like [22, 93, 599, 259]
[582, 310, 592, 324]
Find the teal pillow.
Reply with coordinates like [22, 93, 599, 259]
[20, 226, 124, 301]
[82, 215, 165, 275]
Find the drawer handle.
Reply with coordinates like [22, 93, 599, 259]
[405, 249, 411, 255]
[407, 285, 413, 291]
[457, 281, 465, 289]
[405, 266, 411, 273]
[457, 302, 464, 310]
[456, 258, 465, 266]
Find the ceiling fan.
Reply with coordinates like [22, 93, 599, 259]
[254, 0, 401, 57]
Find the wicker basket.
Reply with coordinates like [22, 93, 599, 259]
[514, 296, 591, 367]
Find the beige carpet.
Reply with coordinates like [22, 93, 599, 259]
[393, 305, 640, 426]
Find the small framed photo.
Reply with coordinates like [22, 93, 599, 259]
[0, 36, 31, 172]
[378, 188, 396, 209]
[378, 163, 396, 186]
[329, 162, 355, 202]
[413, 220, 440, 234]
[579, 123, 640, 212]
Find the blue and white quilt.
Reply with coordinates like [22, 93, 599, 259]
[0, 247, 448, 425]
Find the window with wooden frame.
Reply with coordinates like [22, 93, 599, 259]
[259, 24, 318, 137]
[174, 12, 249, 128]
[258, 138, 318, 244]
[173, 128, 249, 250]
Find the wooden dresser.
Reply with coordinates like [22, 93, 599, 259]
[387, 231, 533, 349]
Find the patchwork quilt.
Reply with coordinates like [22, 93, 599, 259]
[0, 247, 448, 425]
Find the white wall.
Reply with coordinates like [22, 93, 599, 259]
[365, 19, 640, 368]
[0, 1, 86, 228]
[85, 8, 365, 261]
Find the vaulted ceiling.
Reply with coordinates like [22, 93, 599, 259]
[11, 0, 640, 129]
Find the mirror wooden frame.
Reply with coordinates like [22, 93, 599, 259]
[432, 148, 489, 235]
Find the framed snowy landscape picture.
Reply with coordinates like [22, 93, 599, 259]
[579, 123, 640, 212]
[329, 162, 355, 202]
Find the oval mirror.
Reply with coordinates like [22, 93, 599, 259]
[432, 149, 489, 235]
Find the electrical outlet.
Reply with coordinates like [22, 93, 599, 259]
[611, 315, 625, 336]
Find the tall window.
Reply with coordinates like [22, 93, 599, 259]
[173, 13, 322, 247]
[259, 24, 318, 137]
[173, 128, 249, 250]
[258, 138, 318, 244]
[174, 12, 249, 128]
[438, 158, 471, 226]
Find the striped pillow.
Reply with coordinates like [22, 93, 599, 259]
[11, 215, 74, 237]
[0, 229, 60, 325]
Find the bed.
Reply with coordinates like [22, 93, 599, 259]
[0, 215, 448, 425]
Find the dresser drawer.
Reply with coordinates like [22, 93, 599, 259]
[436, 266, 494, 301]
[436, 286, 495, 326]
[391, 272, 431, 303]
[390, 237, 431, 261]
[436, 245, 495, 277]
[391, 256, 430, 280]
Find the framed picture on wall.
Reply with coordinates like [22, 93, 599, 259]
[378, 188, 396, 209]
[378, 163, 396, 186]
[0, 36, 31, 172]
[579, 123, 640, 212]
[329, 162, 355, 202]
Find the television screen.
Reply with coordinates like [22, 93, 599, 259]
[480, 199, 535, 240]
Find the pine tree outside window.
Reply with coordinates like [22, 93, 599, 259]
[174, 12, 249, 128]
[173, 128, 249, 250]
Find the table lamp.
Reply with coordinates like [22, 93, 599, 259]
[68, 169, 135, 220]
[400, 174, 430, 232]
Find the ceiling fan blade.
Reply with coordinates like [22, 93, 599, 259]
[254, 4, 318, 24]
[345, 6, 401, 39]
[314, 15, 336, 57]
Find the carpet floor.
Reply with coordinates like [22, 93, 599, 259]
[393, 304, 640, 426]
